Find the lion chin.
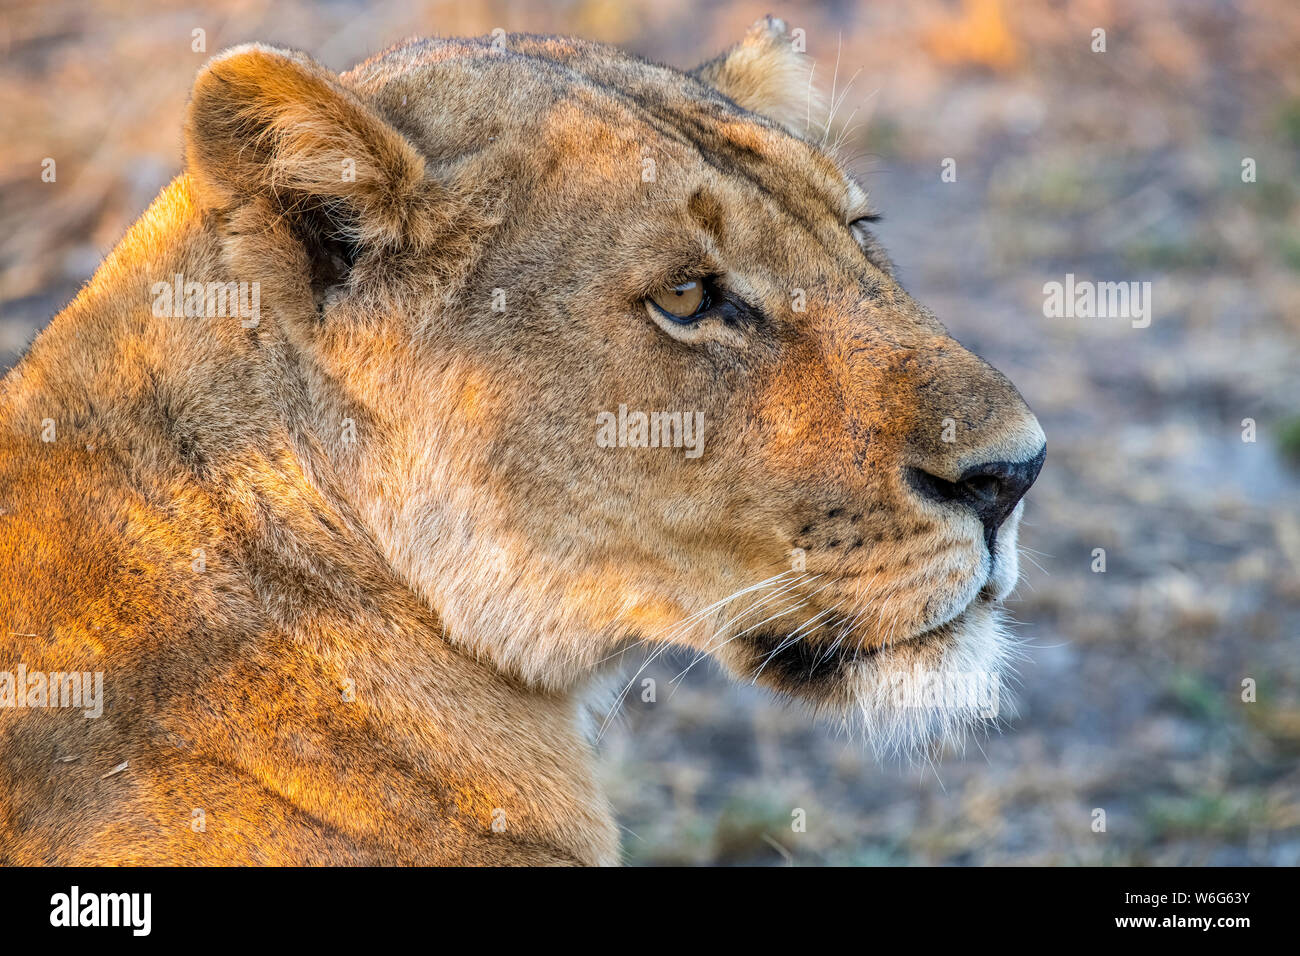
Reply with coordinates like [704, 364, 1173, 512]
[715, 594, 1019, 763]
[841, 599, 1020, 761]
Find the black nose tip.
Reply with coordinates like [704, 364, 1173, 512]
[907, 445, 1046, 550]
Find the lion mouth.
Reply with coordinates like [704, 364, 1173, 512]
[731, 583, 1002, 696]
[734, 626, 865, 694]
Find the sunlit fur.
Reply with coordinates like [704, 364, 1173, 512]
[0, 19, 1043, 864]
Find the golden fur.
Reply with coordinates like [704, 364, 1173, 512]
[0, 18, 1044, 865]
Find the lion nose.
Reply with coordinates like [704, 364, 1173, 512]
[906, 445, 1046, 550]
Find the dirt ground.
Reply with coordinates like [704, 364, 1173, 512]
[3, 0, 1298, 865]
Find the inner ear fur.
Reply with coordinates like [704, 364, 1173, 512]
[692, 16, 823, 137]
[184, 43, 443, 251]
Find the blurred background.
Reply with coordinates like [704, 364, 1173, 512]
[3, 0, 1299, 864]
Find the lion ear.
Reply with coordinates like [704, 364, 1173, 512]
[184, 43, 439, 248]
[691, 16, 821, 136]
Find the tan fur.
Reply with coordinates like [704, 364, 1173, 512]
[692, 16, 824, 136]
[0, 22, 1043, 865]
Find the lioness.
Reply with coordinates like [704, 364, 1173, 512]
[0, 18, 1044, 865]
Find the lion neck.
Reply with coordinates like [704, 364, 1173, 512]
[6, 175, 582, 696]
[1, 179, 621, 865]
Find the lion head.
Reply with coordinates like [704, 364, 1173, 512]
[184, 17, 1045, 757]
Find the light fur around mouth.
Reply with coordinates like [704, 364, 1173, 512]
[674, 523, 1028, 762]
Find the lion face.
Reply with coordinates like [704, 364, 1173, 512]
[186, 19, 1044, 755]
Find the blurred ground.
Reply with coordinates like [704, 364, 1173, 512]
[3, 0, 1299, 865]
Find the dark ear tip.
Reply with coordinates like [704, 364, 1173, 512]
[752, 15, 791, 40]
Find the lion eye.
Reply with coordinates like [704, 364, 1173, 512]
[648, 280, 707, 321]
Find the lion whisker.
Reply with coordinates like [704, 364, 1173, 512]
[751, 601, 845, 681]
[670, 572, 820, 681]
[595, 571, 816, 739]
